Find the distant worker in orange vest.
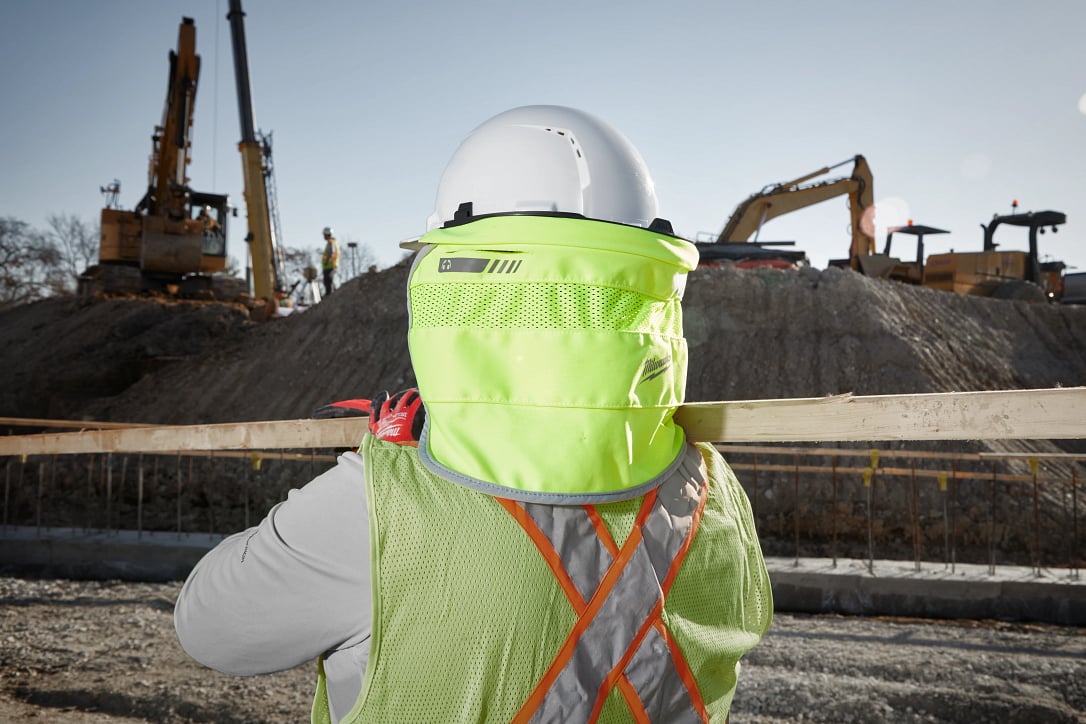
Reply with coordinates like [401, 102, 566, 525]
[321, 226, 339, 296]
[174, 105, 772, 723]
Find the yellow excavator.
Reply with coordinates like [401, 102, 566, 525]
[81, 17, 241, 299]
[702, 155, 932, 285]
[699, 155, 875, 269]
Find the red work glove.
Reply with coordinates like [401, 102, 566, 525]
[369, 389, 426, 445]
[311, 398, 372, 419]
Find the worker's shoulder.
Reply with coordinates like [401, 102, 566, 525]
[289, 451, 366, 501]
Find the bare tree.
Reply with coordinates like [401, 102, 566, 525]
[338, 236, 378, 280]
[219, 256, 243, 278]
[0, 217, 60, 308]
[47, 213, 99, 293]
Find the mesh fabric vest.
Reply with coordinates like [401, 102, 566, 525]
[310, 435, 772, 723]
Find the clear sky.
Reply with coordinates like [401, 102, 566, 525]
[2, 0, 1084, 276]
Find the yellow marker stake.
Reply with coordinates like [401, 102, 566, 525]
[1029, 457, 1039, 476]
[870, 450, 880, 469]
[250, 452, 263, 472]
[863, 468, 873, 487]
[938, 472, 948, 492]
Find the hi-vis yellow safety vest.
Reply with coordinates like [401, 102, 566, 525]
[311, 434, 772, 723]
[322, 238, 339, 270]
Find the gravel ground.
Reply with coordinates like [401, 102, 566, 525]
[0, 577, 1081, 723]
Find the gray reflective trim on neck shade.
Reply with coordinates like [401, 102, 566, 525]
[416, 415, 690, 505]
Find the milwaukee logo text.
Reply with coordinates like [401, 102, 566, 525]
[639, 355, 671, 384]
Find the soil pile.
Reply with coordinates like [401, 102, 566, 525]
[0, 296, 254, 422]
[3, 262, 1084, 427]
[684, 265, 1086, 402]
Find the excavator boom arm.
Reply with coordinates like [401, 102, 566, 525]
[146, 18, 200, 219]
[716, 155, 875, 261]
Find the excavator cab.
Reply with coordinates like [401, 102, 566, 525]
[189, 191, 230, 266]
[868, 222, 949, 285]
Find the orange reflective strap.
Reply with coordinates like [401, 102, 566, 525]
[496, 497, 587, 609]
[658, 618, 709, 717]
[505, 444, 711, 723]
[584, 504, 620, 558]
[616, 676, 651, 724]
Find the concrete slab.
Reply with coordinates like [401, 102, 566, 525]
[766, 556, 1085, 625]
[0, 525, 224, 583]
[1, 527, 1082, 625]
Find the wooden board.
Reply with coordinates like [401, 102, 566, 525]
[673, 387, 1086, 443]
[0, 388, 1083, 457]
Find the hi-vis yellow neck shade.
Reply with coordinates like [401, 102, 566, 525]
[408, 215, 699, 503]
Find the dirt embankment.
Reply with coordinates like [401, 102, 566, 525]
[684, 265, 1086, 402]
[3, 262, 1085, 427]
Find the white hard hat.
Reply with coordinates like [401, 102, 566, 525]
[323, 226, 334, 237]
[425, 105, 659, 232]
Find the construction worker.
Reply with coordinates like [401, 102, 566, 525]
[321, 226, 339, 296]
[197, 205, 217, 229]
[197, 205, 223, 255]
[174, 105, 772, 723]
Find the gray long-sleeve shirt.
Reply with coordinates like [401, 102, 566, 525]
[174, 451, 372, 721]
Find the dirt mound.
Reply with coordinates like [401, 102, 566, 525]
[684, 265, 1086, 401]
[0, 296, 255, 422]
[77, 261, 416, 425]
[2, 261, 1085, 428]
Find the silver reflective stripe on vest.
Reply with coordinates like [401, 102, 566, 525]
[624, 625, 697, 722]
[519, 503, 612, 604]
[514, 444, 708, 723]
